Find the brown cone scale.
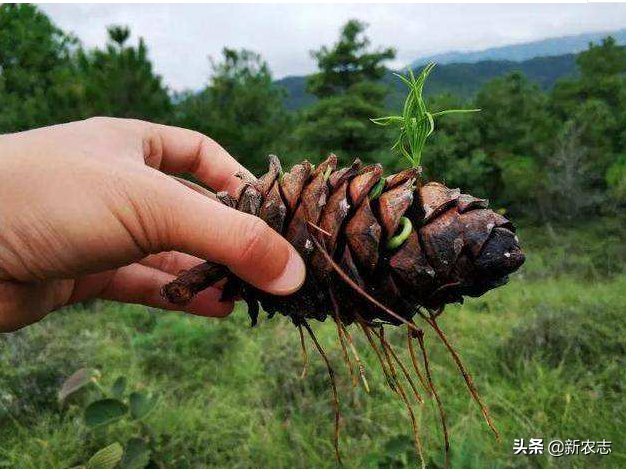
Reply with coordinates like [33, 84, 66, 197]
[161, 155, 525, 327]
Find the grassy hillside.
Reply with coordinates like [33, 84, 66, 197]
[276, 54, 578, 111]
[1, 220, 625, 469]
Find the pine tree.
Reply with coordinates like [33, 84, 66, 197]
[76, 25, 172, 121]
[297, 20, 396, 164]
[0, 4, 82, 132]
[174, 48, 291, 173]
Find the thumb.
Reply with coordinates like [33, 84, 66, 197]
[137, 173, 306, 296]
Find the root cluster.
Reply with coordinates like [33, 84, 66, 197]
[298, 305, 497, 468]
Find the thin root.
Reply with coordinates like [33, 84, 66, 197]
[383, 331, 424, 404]
[329, 289, 358, 388]
[357, 319, 396, 395]
[297, 324, 308, 379]
[376, 327, 425, 469]
[302, 322, 342, 464]
[426, 314, 500, 441]
[415, 324, 450, 469]
[341, 322, 370, 393]
[407, 326, 432, 395]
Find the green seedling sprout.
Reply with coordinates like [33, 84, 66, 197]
[386, 217, 413, 249]
[323, 165, 333, 181]
[369, 177, 386, 200]
[371, 63, 480, 168]
[370, 63, 479, 249]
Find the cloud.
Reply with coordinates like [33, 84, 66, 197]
[41, 3, 626, 91]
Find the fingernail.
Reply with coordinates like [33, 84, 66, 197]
[266, 247, 306, 295]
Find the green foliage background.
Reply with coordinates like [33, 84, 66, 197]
[2, 220, 625, 469]
[1, 5, 625, 468]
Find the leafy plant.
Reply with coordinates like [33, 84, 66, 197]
[70, 443, 124, 469]
[84, 399, 129, 428]
[59, 369, 157, 469]
[606, 153, 626, 201]
[119, 438, 152, 469]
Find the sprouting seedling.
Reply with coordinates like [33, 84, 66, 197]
[371, 63, 480, 168]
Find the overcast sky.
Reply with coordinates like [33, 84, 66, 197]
[41, 3, 626, 92]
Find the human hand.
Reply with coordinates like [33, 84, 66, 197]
[0, 118, 306, 332]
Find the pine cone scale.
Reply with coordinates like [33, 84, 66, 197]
[349, 164, 382, 207]
[259, 180, 286, 233]
[378, 179, 415, 238]
[280, 161, 311, 212]
[345, 197, 381, 274]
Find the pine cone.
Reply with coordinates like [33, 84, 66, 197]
[162, 155, 525, 326]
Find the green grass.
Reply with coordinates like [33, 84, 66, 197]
[1, 222, 625, 469]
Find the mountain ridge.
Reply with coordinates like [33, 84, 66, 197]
[276, 53, 579, 111]
[276, 29, 626, 111]
[409, 28, 626, 67]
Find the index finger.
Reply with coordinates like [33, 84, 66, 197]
[144, 122, 255, 195]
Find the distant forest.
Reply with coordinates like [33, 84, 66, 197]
[277, 53, 579, 111]
[2, 5, 625, 224]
